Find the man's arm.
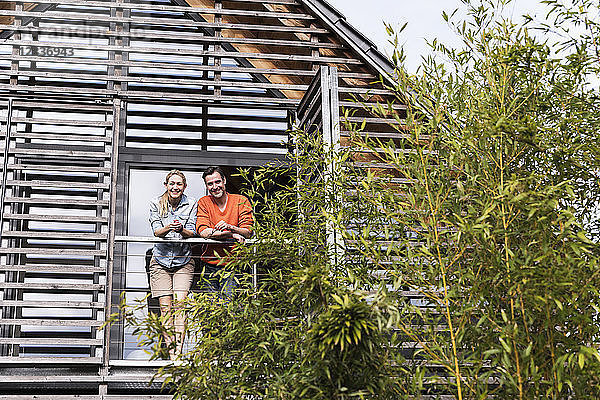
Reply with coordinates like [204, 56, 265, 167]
[198, 226, 234, 240]
[213, 196, 253, 241]
[196, 199, 233, 240]
[236, 196, 254, 239]
[214, 220, 251, 238]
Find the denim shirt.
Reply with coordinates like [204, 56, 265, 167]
[149, 194, 197, 269]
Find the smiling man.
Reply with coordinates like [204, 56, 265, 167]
[195, 166, 253, 293]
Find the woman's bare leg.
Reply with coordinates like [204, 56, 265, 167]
[158, 295, 175, 360]
[173, 290, 188, 356]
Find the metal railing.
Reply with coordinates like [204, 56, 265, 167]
[108, 235, 257, 361]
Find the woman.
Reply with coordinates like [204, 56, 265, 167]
[148, 170, 197, 360]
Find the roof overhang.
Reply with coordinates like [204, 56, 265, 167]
[300, 0, 396, 85]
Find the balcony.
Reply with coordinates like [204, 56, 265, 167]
[0, 234, 257, 397]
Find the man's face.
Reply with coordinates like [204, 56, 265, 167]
[205, 172, 226, 199]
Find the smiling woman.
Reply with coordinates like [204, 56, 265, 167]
[147, 170, 198, 360]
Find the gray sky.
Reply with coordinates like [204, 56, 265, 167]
[326, 0, 547, 72]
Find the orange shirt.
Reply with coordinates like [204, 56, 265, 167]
[196, 193, 253, 265]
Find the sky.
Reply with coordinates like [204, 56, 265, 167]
[326, 0, 548, 72]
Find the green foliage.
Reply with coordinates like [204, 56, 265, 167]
[120, 131, 403, 399]
[354, 0, 600, 398]
[119, 1, 600, 399]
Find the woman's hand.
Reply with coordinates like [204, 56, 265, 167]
[154, 220, 183, 237]
[169, 219, 183, 232]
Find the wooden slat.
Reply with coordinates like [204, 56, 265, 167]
[127, 136, 286, 149]
[0, 318, 103, 327]
[127, 123, 284, 136]
[7, 164, 111, 173]
[348, 147, 437, 155]
[2, 3, 315, 20]
[6, 180, 109, 190]
[103, 374, 166, 382]
[0, 83, 300, 105]
[0, 10, 321, 34]
[0, 338, 103, 345]
[12, 100, 112, 112]
[341, 131, 427, 140]
[11, 0, 300, 10]
[0, 248, 106, 256]
[0, 397, 167, 400]
[339, 87, 395, 96]
[352, 162, 400, 169]
[3, 56, 373, 79]
[5, 40, 362, 65]
[0, 24, 342, 49]
[341, 116, 401, 124]
[204, 0, 299, 3]
[3, 213, 108, 223]
[10, 117, 111, 127]
[3, 197, 110, 206]
[127, 110, 285, 123]
[11, 132, 112, 143]
[0, 375, 104, 383]
[0, 300, 104, 308]
[0, 264, 105, 273]
[0, 282, 104, 291]
[2, 231, 107, 240]
[339, 101, 407, 110]
[9, 148, 111, 158]
[104, 397, 173, 400]
[11, 69, 312, 91]
[0, 357, 102, 365]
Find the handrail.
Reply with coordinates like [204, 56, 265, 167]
[114, 235, 255, 244]
[115, 235, 259, 289]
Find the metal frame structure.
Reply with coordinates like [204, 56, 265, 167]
[0, 0, 406, 397]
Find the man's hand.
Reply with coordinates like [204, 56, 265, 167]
[215, 220, 233, 232]
[202, 221, 250, 241]
[232, 233, 245, 243]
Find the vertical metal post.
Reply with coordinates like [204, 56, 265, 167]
[0, 99, 13, 243]
[252, 246, 258, 289]
[103, 98, 122, 366]
[214, 0, 223, 98]
[320, 67, 342, 267]
[0, 99, 13, 357]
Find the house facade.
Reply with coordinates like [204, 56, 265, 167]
[0, 0, 403, 397]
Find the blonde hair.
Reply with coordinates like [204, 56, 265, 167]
[158, 170, 187, 217]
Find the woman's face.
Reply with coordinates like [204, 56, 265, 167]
[165, 174, 186, 202]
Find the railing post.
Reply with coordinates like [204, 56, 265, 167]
[320, 67, 343, 267]
[0, 98, 13, 244]
[294, 66, 344, 268]
[103, 97, 122, 366]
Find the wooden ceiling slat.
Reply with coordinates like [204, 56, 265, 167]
[0, 24, 343, 49]
[1, 55, 376, 79]
[4, 39, 361, 65]
[6, 0, 315, 20]
[0, 10, 321, 32]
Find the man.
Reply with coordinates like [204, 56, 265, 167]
[196, 166, 253, 293]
